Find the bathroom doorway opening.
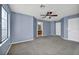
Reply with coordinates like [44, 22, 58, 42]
[37, 21, 43, 37]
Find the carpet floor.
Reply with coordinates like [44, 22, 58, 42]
[8, 36, 79, 55]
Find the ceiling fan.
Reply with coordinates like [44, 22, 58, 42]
[40, 11, 58, 19]
[40, 4, 58, 19]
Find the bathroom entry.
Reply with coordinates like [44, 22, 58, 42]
[37, 21, 43, 37]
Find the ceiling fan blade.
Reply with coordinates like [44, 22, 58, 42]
[50, 15, 58, 16]
[40, 15, 46, 16]
[42, 16, 46, 18]
[40, 14, 47, 18]
[46, 13, 58, 16]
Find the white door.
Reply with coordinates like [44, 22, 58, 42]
[56, 22, 61, 36]
[68, 18, 79, 42]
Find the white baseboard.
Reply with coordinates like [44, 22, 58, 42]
[11, 39, 34, 44]
[61, 37, 67, 40]
[5, 39, 34, 54]
[5, 44, 12, 55]
[61, 37, 79, 43]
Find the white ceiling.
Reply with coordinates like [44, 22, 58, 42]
[9, 4, 79, 21]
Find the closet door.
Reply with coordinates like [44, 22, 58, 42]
[56, 22, 61, 36]
[68, 18, 79, 42]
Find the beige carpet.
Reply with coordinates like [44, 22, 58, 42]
[8, 36, 79, 55]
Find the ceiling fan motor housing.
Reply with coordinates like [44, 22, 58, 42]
[47, 12, 52, 15]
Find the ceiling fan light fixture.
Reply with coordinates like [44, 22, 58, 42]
[40, 4, 45, 8]
[40, 5, 58, 19]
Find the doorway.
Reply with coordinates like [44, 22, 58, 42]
[37, 21, 43, 37]
[56, 22, 61, 36]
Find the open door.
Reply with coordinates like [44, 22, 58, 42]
[37, 22, 43, 37]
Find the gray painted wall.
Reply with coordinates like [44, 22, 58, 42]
[50, 21, 56, 35]
[0, 4, 11, 55]
[33, 17, 37, 38]
[11, 12, 34, 43]
[43, 21, 51, 36]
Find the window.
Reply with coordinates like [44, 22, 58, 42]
[1, 7, 8, 42]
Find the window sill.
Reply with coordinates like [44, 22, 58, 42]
[0, 38, 8, 47]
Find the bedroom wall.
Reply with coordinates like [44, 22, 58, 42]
[11, 12, 34, 44]
[33, 17, 37, 38]
[43, 21, 51, 36]
[50, 21, 56, 35]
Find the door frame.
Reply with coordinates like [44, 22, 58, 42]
[36, 21, 44, 37]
